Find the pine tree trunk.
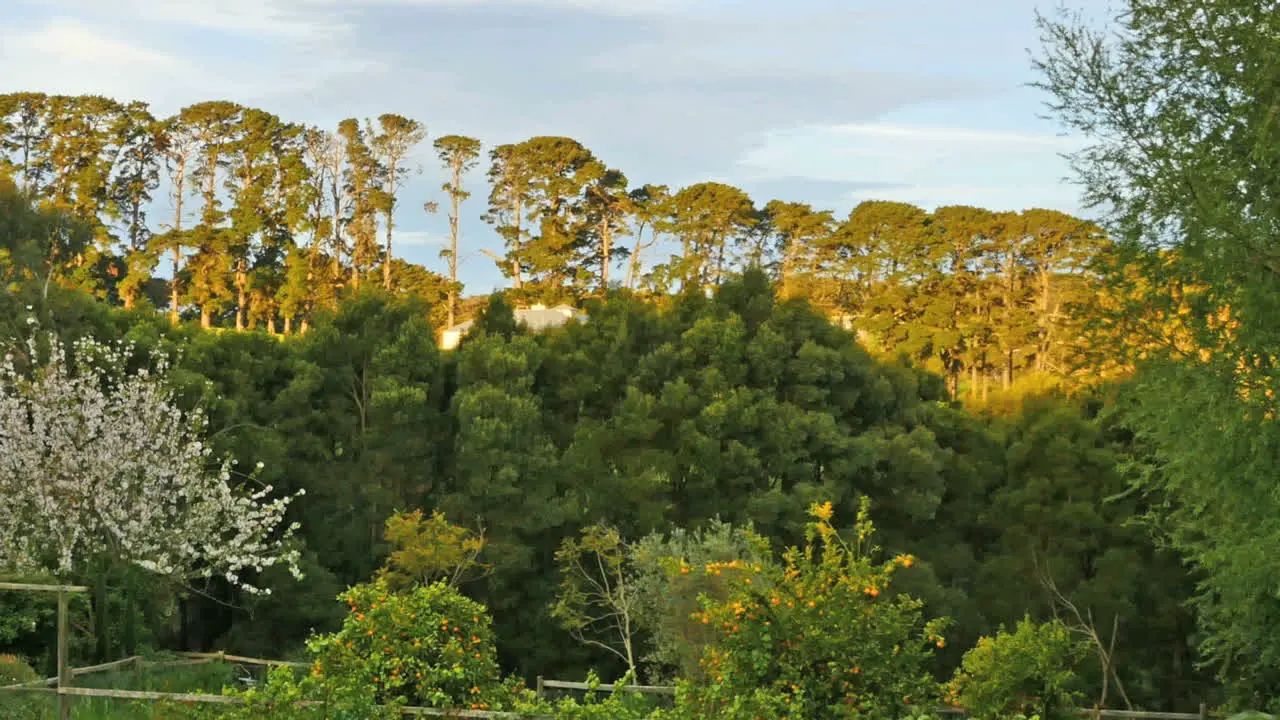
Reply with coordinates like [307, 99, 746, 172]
[236, 270, 247, 331]
[284, 315, 293, 335]
[384, 208, 394, 290]
[200, 306, 212, 329]
[170, 248, 181, 324]
[601, 220, 611, 291]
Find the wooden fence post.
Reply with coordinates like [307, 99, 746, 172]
[536, 676, 544, 699]
[1199, 703, 1208, 720]
[57, 589, 71, 720]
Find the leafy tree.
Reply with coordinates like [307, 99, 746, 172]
[673, 500, 948, 720]
[624, 184, 670, 290]
[664, 182, 758, 290]
[378, 509, 488, 591]
[1034, 0, 1280, 702]
[580, 163, 631, 292]
[947, 617, 1087, 720]
[309, 579, 517, 710]
[483, 142, 534, 288]
[337, 118, 384, 289]
[369, 114, 426, 290]
[433, 134, 481, 327]
[0, 327, 303, 659]
[763, 199, 834, 300]
[552, 523, 644, 679]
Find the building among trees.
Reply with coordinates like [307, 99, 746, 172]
[439, 303, 586, 349]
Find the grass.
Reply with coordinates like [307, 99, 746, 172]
[0, 657, 253, 719]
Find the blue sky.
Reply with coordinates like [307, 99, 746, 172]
[1, 0, 1116, 294]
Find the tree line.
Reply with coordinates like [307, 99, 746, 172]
[0, 261, 1208, 711]
[1, 92, 1110, 399]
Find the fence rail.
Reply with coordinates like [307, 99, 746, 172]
[536, 677, 676, 696]
[535, 678, 1220, 720]
[0, 638, 1230, 720]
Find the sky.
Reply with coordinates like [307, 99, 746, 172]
[0, 0, 1118, 293]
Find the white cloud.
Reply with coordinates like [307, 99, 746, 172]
[847, 184, 1089, 215]
[39, 0, 347, 38]
[348, 0, 692, 15]
[0, 18, 213, 105]
[736, 122, 1091, 213]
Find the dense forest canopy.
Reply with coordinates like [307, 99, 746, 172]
[0, 91, 1122, 400]
[3, 0, 1280, 714]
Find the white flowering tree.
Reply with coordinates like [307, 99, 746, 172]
[0, 330, 303, 595]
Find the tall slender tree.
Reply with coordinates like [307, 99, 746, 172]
[182, 101, 243, 328]
[337, 118, 382, 289]
[666, 182, 758, 289]
[763, 200, 835, 300]
[508, 136, 599, 300]
[483, 143, 533, 289]
[580, 163, 631, 293]
[370, 114, 426, 290]
[434, 134, 481, 327]
[624, 184, 669, 290]
[109, 101, 162, 309]
[155, 114, 200, 323]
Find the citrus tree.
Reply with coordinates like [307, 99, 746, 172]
[307, 579, 522, 711]
[673, 498, 949, 719]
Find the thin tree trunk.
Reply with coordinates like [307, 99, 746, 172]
[383, 213, 394, 290]
[235, 259, 248, 330]
[625, 223, 647, 289]
[384, 159, 398, 290]
[448, 175, 461, 327]
[511, 198, 524, 289]
[600, 219, 611, 291]
[169, 165, 186, 324]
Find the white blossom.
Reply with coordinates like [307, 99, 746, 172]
[0, 331, 302, 593]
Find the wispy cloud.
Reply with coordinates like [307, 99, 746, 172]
[735, 122, 1089, 213]
[0, 18, 215, 105]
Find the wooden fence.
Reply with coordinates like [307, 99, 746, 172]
[0, 582, 1229, 720]
[534, 678, 1220, 720]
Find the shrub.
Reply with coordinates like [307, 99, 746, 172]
[307, 578, 519, 711]
[947, 617, 1086, 720]
[0, 654, 42, 720]
[672, 499, 949, 720]
[512, 671, 661, 719]
[0, 653, 37, 685]
[154, 664, 400, 720]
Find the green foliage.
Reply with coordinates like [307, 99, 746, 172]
[378, 510, 489, 591]
[307, 580, 516, 711]
[182, 664, 400, 720]
[1034, 0, 1280, 703]
[512, 672, 662, 720]
[0, 652, 37, 684]
[630, 520, 772, 682]
[947, 617, 1086, 720]
[673, 500, 948, 720]
[0, 653, 41, 720]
